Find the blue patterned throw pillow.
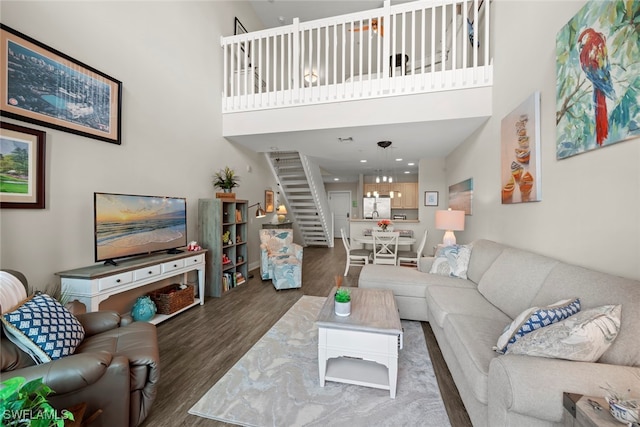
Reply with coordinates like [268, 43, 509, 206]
[494, 298, 581, 354]
[1, 293, 85, 364]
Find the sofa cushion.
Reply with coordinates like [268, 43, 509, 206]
[358, 265, 475, 299]
[444, 314, 505, 404]
[466, 239, 505, 285]
[426, 286, 511, 329]
[505, 305, 621, 362]
[530, 263, 640, 367]
[477, 247, 559, 319]
[494, 298, 581, 354]
[429, 244, 473, 279]
[1, 294, 85, 364]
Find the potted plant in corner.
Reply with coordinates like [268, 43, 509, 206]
[213, 166, 240, 199]
[0, 376, 74, 426]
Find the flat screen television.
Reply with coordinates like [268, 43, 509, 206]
[94, 192, 187, 265]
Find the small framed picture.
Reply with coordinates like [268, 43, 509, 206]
[264, 190, 274, 213]
[424, 191, 439, 206]
[1, 122, 46, 209]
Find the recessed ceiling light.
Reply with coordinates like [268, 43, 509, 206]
[360, 159, 367, 163]
[395, 158, 403, 161]
[407, 162, 415, 166]
[404, 171, 411, 174]
[334, 178, 340, 181]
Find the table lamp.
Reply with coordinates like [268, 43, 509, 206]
[277, 204, 288, 223]
[435, 208, 465, 246]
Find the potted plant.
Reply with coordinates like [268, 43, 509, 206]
[334, 287, 351, 317]
[0, 376, 74, 426]
[212, 166, 240, 193]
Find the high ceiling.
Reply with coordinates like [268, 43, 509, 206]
[243, 0, 477, 182]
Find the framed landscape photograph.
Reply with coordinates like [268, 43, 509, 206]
[0, 24, 122, 144]
[0, 122, 46, 209]
[424, 191, 438, 206]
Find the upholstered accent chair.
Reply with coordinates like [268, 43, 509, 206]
[0, 269, 160, 427]
[259, 229, 303, 289]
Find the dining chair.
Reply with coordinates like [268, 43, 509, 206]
[398, 228, 429, 267]
[372, 231, 400, 265]
[340, 228, 372, 276]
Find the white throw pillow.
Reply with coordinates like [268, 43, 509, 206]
[494, 298, 581, 354]
[505, 305, 621, 362]
[428, 244, 472, 279]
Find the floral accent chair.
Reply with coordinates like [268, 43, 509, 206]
[259, 229, 303, 290]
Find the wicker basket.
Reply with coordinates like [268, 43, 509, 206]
[149, 284, 195, 315]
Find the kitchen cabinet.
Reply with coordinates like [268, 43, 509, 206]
[364, 182, 418, 209]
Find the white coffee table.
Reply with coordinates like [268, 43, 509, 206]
[316, 287, 403, 398]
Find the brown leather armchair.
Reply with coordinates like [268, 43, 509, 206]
[1, 270, 160, 427]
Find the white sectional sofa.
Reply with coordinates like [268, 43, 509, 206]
[358, 239, 640, 427]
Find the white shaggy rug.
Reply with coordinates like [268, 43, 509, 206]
[189, 296, 451, 427]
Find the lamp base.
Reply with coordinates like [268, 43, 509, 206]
[442, 230, 457, 246]
[278, 214, 286, 223]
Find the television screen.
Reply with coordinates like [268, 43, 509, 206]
[94, 192, 187, 264]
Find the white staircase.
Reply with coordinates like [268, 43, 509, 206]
[265, 151, 333, 247]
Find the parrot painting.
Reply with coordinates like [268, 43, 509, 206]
[577, 28, 616, 146]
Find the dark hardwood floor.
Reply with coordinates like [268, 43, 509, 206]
[141, 241, 472, 427]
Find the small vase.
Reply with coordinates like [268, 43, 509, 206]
[223, 188, 231, 193]
[335, 300, 351, 316]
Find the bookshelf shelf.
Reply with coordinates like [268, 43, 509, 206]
[198, 198, 248, 297]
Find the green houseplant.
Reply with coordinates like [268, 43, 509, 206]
[212, 166, 240, 192]
[334, 287, 351, 317]
[0, 377, 74, 426]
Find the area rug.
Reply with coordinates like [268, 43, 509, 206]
[189, 296, 451, 427]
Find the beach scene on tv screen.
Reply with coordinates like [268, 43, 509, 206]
[95, 194, 186, 261]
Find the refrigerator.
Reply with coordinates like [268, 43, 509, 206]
[363, 197, 391, 219]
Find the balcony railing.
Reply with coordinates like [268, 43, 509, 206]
[221, 0, 491, 113]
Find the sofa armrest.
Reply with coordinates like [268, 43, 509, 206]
[418, 257, 435, 273]
[1, 351, 118, 394]
[76, 311, 122, 336]
[488, 355, 640, 424]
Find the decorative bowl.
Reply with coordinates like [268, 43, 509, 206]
[606, 398, 640, 424]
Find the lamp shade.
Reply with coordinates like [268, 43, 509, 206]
[435, 209, 465, 231]
[248, 202, 266, 218]
[277, 205, 287, 215]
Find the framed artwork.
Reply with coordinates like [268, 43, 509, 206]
[424, 191, 439, 206]
[1, 24, 122, 145]
[556, 1, 640, 159]
[501, 92, 542, 204]
[449, 178, 473, 215]
[0, 122, 46, 209]
[264, 190, 274, 213]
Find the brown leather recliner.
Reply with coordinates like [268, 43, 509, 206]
[0, 270, 160, 427]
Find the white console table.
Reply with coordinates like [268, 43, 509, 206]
[56, 249, 206, 324]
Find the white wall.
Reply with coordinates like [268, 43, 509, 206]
[418, 157, 447, 255]
[447, 1, 640, 280]
[0, 1, 276, 289]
